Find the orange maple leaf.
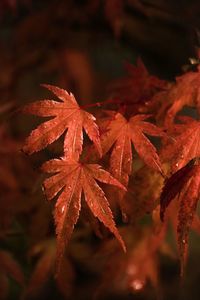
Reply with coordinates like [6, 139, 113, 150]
[41, 158, 126, 270]
[23, 84, 102, 159]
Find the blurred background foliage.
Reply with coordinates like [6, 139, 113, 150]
[1, 0, 200, 299]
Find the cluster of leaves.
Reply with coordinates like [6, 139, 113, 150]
[1, 1, 200, 299]
[21, 51, 200, 298]
[1, 51, 200, 300]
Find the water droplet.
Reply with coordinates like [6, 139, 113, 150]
[182, 239, 186, 244]
[61, 206, 65, 213]
[175, 163, 179, 167]
[101, 207, 106, 214]
[122, 212, 129, 223]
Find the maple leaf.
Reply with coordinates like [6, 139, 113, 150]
[22, 84, 102, 159]
[95, 112, 164, 217]
[101, 112, 164, 183]
[160, 161, 196, 221]
[160, 163, 200, 274]
[110, 58, 167, 114]
[161, 117, 200, 173]
[177, 165, 200, 275]
[154, 65, 200, 125]
[41, 158, 126, 270]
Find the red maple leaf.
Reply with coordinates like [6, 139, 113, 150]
[177, 165, 200, 275]
[110, 58, 167, 114]
[100, 112, 164, 184]
[41, 158, 126, 271]
[160, 163, 200, 274]
[160, 161, 196, 221]
[161, 117, 200, 173]
[154, 65, 200, 125]
[23, 84, 102, 159]
[91, 112, 164, 217]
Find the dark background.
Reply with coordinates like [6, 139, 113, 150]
[1, 1, 200, 299]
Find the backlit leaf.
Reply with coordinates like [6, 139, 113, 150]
[42, 158, 126, 271]
[23, 84, 102, 159]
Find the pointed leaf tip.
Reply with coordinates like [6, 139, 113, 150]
[22, 84, 101, 158]
[42, 159, 126, 266]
